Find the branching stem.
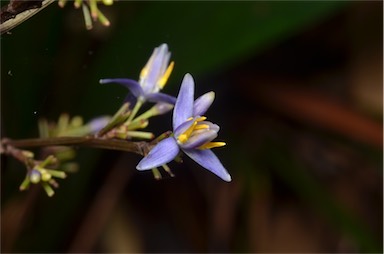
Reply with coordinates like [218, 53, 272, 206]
[1, 136, 151, 156]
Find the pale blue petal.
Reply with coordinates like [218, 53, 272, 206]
[198, 121, 220, 132]
[193, 91, 215, 116]
[173, 73, 194, 130]
[181, 130, 218, 149]
[100, 78, 143, 97]
[173, 117, 195, 138]
[183, 149, 231, 182]
[136, 137, 179, 171]
[146, 92, 177, 104]
[143, 44, 168, 93]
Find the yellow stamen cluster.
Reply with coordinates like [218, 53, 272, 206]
[177, 117, 207, 144]
[176, 116, 226, 150]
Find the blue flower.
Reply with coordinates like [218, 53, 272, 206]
[136, 73, 231, 182]
[99, 43, 176, 105]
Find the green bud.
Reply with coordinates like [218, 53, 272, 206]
[57, 113, 70, 135]
[58, 0, 67, 8]
[82, 3, 93, 30]
[21, 150, 34, 159]
[19, 176, 30, 191]
[102, 0, 114, 6]
[29, 169, 41, 184]
[162, 164, 174, 177]
[42, 182, 55, 197]
[127, 119, 149, 131]
[98, 103, 130, 136]
[70, 116, 84, 128]
[97, 8, 110, 27]
[39, 155, 57, 168]
[151, 168, 162, 180]
[47, 170, 67, 179]
[41, 170, 52, 182]
[126, 131, 154, 140]
[74, 0, 82, 9]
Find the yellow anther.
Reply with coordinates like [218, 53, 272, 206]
[140, 66, 149, 80]
[178, 121, 197, 143]
[196, 116, 207, 122]
[187, 117, 193, 121]
[178, 134, 188, 143]
[198, 142, 226, 150]
[194, 124, 209, 130]
[158, 61, 174, 88]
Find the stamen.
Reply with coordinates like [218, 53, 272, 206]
[196, 116, 207, 122]
[194, 124, 210, 130]
[178, 121, 197, 143]
[158, 61, 174, 88]
[140, 66, 148, 80]
[198, 142, 226, 150]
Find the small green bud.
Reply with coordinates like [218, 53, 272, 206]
[58, 0, 67, 8]
[102, 0, 114, 6]
[47, 170, 67, 179]
[162, 164, 174, 177]
[126, 131, 154, 140]
[74, 0, 82, 9]
[41, 170, 52, 182]
[21, 150, 34, 159]
[42, 182, 55, 197]
[29, 169, 41, 184]
[19, 176, 30, 191]
[70, 116, 84, 128]
[151, 168, 162, 180]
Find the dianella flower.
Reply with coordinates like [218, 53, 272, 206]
[100, 43, 176, 121]
[136, 73, 231, 182]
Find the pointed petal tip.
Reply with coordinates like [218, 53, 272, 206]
[136, 162, 150, 171]
[99, 79, 108, 84]
[222, 173, 232, 182]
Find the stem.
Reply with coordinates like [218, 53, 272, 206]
[127, 97, 144, 123]
[1, 0, 55, 34]
[1, 136, 149, 156]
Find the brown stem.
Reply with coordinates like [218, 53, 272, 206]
[1, 136, 150, 156]
[1, 0, 55, 34]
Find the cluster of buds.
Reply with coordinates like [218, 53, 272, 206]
[19, 155, 66, 197]
[58, 0, 114, 30]
[98, 102, 173, 140]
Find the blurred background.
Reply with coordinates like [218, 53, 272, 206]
[1, 1, 382, 252]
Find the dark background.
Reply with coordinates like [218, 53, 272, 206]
[1, 1, 382, 252]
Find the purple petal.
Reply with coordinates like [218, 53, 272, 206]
[183, 149, 231, 182]
[173, 73, 194, 130]
[193, 91, 215, 116]
[100, 78, 143, 97]
[143, 44, 169, 93]
[180, 130, 218, 149]
[198, 121, 220, 132]
[146, 92, 177, 104]
[136, 137, 179, 170]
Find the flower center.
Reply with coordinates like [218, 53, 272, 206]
[176, 116, 226, 150]
[177, 116, 208, 144]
